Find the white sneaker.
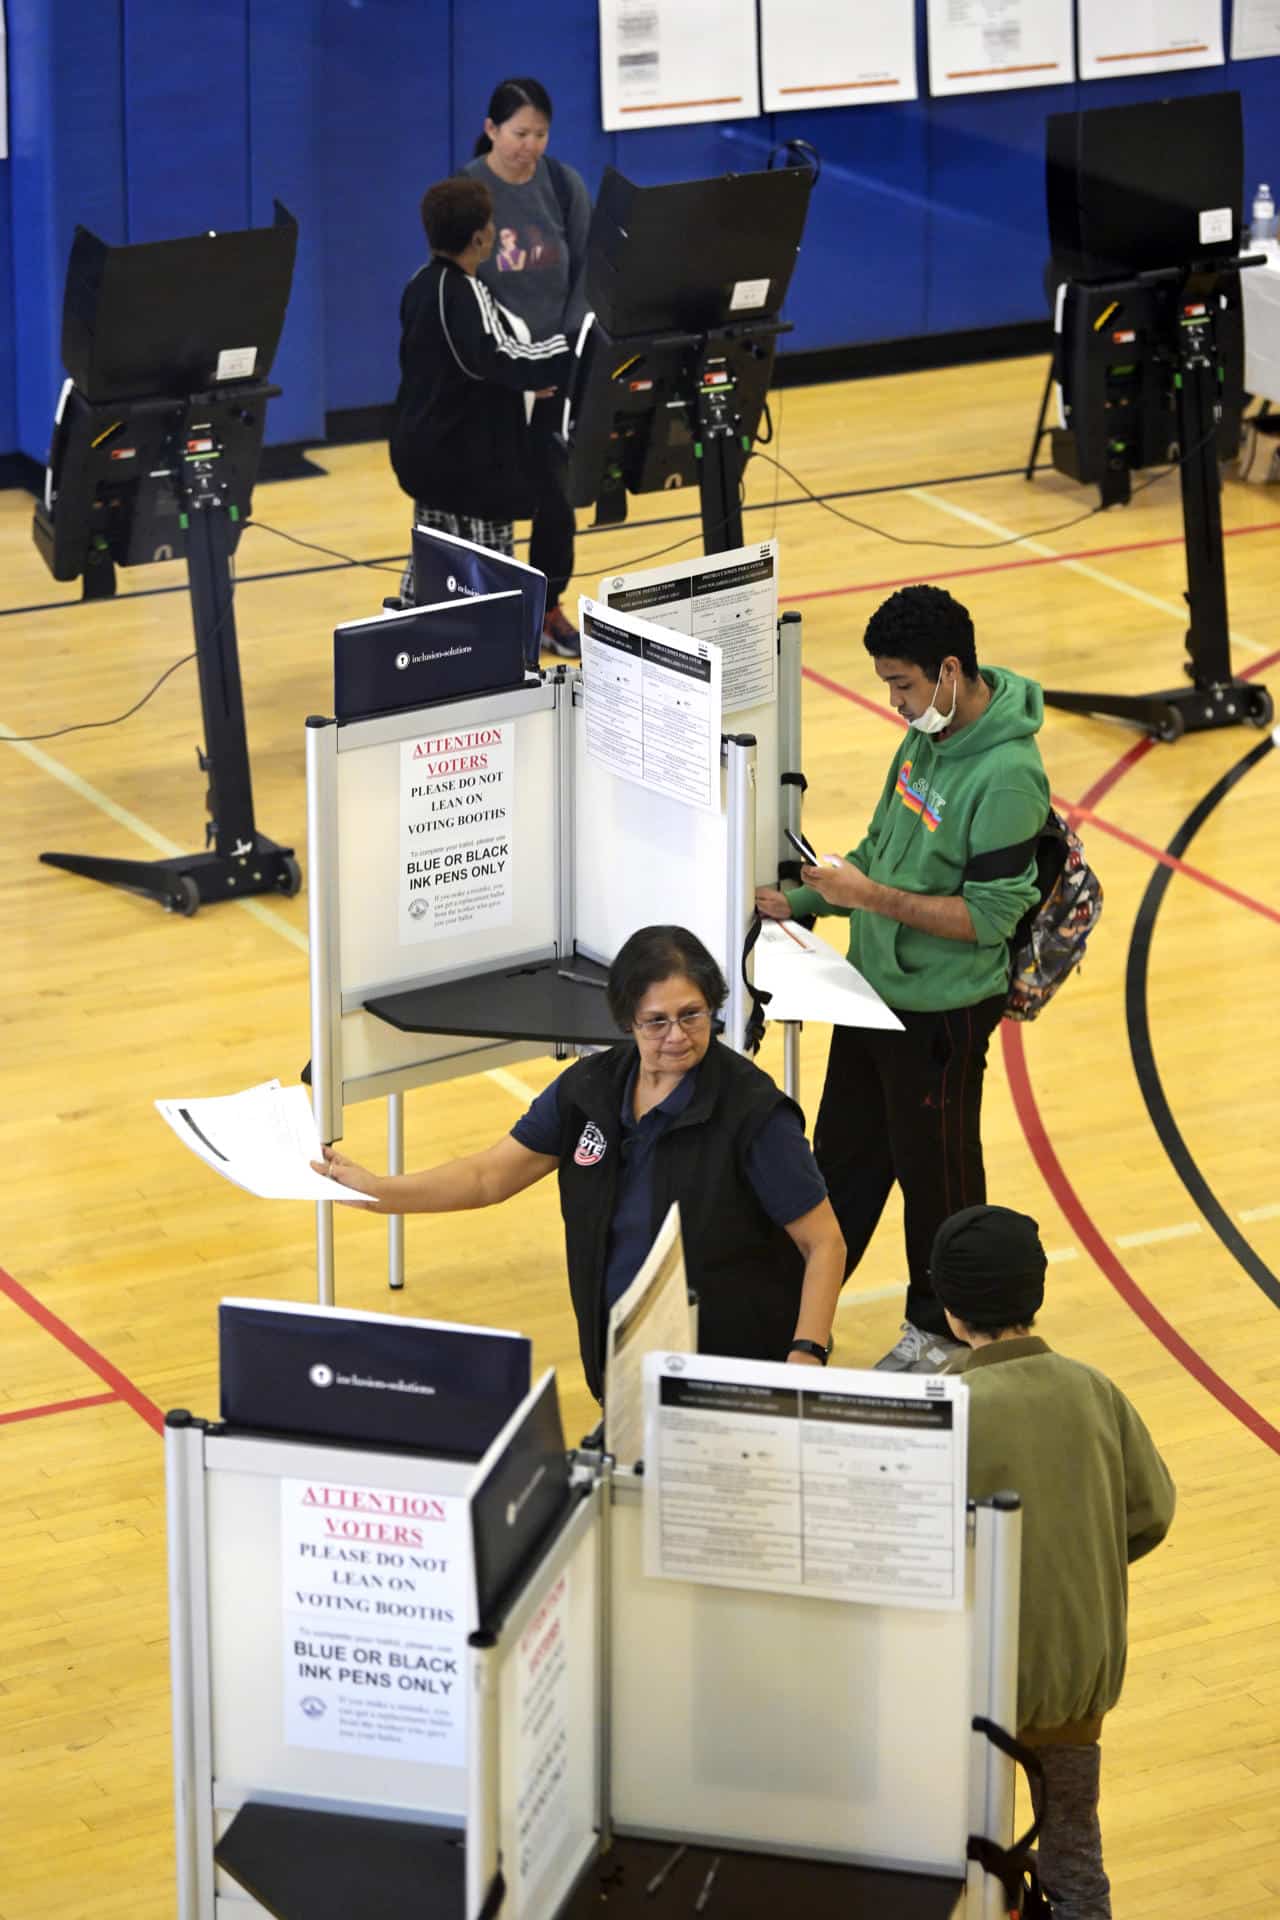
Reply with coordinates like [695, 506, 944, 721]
[874, 1320, 965, 1374]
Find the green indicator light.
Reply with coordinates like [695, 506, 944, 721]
[179, 512, 190, 529]
[229, 504, 240, 522]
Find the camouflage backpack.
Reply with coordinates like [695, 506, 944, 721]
[966, 808, 1103, 1022]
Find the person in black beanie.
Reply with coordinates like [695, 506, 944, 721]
[933, 1204, 1175, 1920]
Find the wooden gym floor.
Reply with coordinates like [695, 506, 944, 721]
[1, 355, 1278, 1917]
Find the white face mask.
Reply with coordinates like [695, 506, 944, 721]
[909, 667, 958, 736]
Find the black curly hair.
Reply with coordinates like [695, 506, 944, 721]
[864, 585, 979, 679]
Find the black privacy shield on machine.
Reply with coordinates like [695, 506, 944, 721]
[218, 1298, 533, 1457]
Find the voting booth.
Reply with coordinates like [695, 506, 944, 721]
[167, 1307, 1025, 1920]
[306, 543, 808, 1303]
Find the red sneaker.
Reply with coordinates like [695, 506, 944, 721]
[541, 604, 581, 659]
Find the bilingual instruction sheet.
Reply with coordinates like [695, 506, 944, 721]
[599, 539, 777, 714]
[642, 1353, 968, 1611]
[579, 597, 722, 812]
[280, 1475, 472, 1767]
[399, 724, 514, 944]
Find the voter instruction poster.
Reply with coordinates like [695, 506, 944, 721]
[599, 540, 777, 714]
[399, 724, 514, 944]
[281, 1476, 472, 1767]
[642, 1353, 969, 1611]
[579, 597, 722, 812]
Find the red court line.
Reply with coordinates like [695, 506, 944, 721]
[780, 518, 1280, 608]
[0, 1390, 119, 1427]
[0, 1266, 165, 1435]
[1072, 805, 1280, 926]
[1002, 1026, 1280, 1457]
[1074, 736, 1155, 813]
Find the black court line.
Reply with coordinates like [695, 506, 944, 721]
[1124, 731, 1280, 1308]
[0, 463, 1047, 624]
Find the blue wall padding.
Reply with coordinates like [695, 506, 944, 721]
[2, 0, 1278, 460]
[122, 0, 251, 241]
[8, 0, 129, 461]
[315, 0, 454, 417]
[251, 0, 325, 443]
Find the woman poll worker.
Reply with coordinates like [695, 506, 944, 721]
[315, 926, 844, 1399]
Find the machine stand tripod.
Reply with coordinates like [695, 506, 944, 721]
[40, 409, 300, 914]
[1043, 276, 1272, 742]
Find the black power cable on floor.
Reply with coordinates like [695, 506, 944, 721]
[0, 559, 238, 744]
[749, 426, 1222, 552]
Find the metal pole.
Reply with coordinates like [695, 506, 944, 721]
[465, 1635, 500, 1920]
[596, 1459, 615, 1852]
[723, 734, 757, 1054]
[306, 717, 341, 1307]
[778, 611, 805, 1103]
[387, 1092, 405, 1291]
[968, 1494, 1022, 1918]
[556, 669, 576, 962]
[165, 1414, 215, 1920]
[782, 1023, 801, 1103]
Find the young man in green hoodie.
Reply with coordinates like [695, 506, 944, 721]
[931, 1203, 1175, 1920]
[756, 585, 1050, 1371]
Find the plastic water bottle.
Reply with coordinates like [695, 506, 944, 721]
[1250, 182, 1276, 247]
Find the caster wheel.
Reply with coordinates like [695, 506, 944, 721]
[1245, 687, 1274, 730]
[166, 875, 200, 917]
[276, 855, 303, 897]
[1154, 704, 1186, 743]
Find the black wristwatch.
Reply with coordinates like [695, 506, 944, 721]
[788, 1338, 829, 1365]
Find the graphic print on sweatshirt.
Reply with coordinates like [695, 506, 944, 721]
[895, 758, 947, 833]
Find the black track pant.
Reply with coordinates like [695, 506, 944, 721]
[812, 993, 1007, 1337]
[527, 395, 576, 607]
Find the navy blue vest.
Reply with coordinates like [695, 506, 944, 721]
[554, 1040, 806, 1399]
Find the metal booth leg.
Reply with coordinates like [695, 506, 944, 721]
[387, 1092, 405, 1291]
[315, 1198, 335, 1308]
[782, 1020, 801, 1103]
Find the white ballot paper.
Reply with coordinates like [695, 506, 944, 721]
[604, 1203, 695, 1467]
[753, 919, 903, 1030]
[599, 541, 777, 715]
[579, 596, 722, 812]
[155, 1079, 376, 1203]
[643, 1352, 969, 1611]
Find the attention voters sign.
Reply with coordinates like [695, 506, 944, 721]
[280, 1476, 473, 1767]
[399, 725, 514, 944]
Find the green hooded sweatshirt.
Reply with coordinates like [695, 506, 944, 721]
[786, 667, 1050, 1012]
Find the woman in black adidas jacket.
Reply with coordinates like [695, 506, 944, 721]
[316, 926, 844, 1400]
[390, 175, 573, 592]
